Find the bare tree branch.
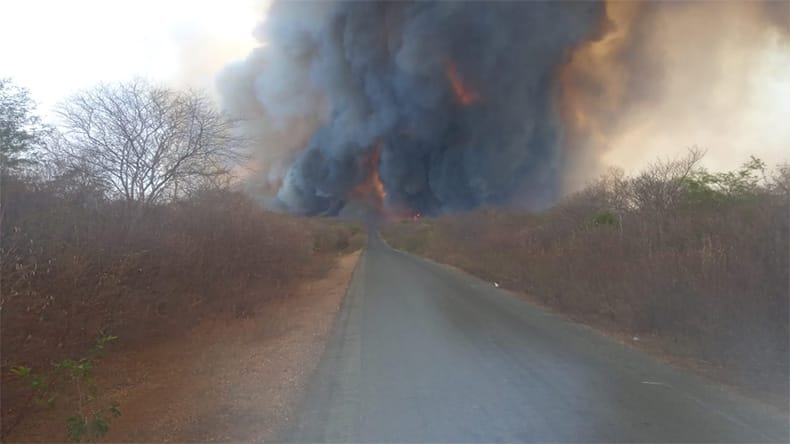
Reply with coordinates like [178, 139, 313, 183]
[54, 80, 245, 205]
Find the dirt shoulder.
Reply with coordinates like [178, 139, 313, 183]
[7, 251, 361, 443]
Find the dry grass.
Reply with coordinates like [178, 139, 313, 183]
[0, 175, 364, 436]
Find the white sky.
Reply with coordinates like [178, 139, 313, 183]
[1, 0, 265, 115]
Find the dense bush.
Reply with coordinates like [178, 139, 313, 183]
[0, 174, 364, 435]
[0, 78, 366, 437]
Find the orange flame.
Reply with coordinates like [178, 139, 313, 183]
[446, 62, 480, 106]
[372, 168, 385, 202]
[351, 144, 386, 208]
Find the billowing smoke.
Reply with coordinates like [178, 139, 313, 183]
[560, 0, 790, 189]
[218, 1, 604, 215]
[218, 0, 789, 216]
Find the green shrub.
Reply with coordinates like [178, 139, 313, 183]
[11, 335, 121, 442]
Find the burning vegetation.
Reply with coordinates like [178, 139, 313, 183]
[350, 145, 386, 211]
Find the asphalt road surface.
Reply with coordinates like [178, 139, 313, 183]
[286, 233, 789, 443]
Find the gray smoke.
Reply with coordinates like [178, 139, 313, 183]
[219, 1, 605, 215]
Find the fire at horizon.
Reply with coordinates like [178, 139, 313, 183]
[351, 145, 387, 212]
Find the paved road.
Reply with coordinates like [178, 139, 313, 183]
[286, 234, 789, 443]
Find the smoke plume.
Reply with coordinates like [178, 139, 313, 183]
[560, 0, 790, 187]
[218, 1, 604, 215]
[218, 0, 789, 216]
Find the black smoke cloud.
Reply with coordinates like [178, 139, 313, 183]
[220, 1, 605, 215]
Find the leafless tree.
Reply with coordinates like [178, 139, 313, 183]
[626, 147, 705, 214]
[54, 79, 243, 204]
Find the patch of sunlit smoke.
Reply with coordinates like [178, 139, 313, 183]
[559, 0, 641, 190]
[560, 0, 790, 191]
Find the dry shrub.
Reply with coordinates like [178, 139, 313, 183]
[0, 175, 363, 435]
[382, 157, 789, 405]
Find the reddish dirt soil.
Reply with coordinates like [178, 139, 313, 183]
[6, 252, 360, 443]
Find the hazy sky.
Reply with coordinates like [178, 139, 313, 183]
[1, 0, 265, 115]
